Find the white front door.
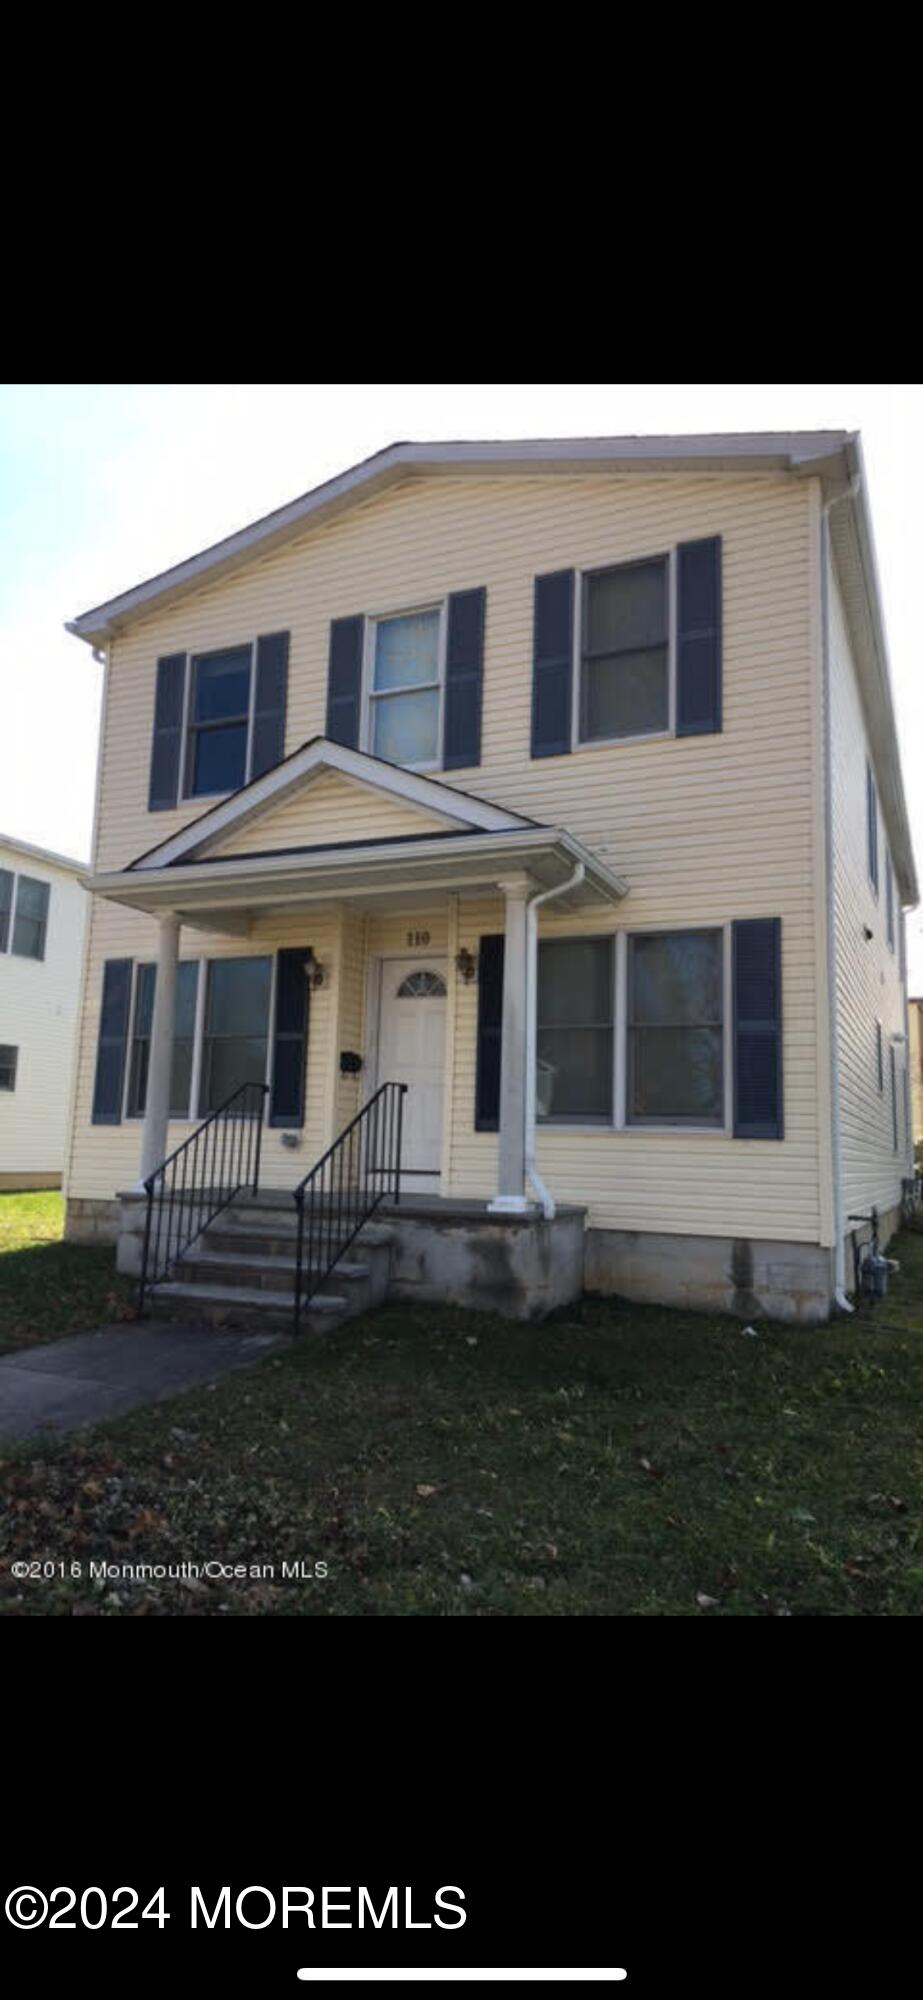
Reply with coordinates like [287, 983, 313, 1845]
[375, 957, 447, 1193]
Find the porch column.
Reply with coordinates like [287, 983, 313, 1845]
[137, 912, 180, 1186]
[487, 876, 532, 1215]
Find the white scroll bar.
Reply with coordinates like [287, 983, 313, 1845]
[296, 1973, 628, 1984]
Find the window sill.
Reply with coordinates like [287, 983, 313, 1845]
[575, 728, 674, 752]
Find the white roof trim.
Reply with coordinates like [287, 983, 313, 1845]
[132, 737, 535, 871]
[90, 827, 629, 917]
[67, 432, 853, 645]
[0, 831, 88, 876]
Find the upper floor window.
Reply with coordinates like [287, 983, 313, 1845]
[185, 646, 254, 799]
[0, 1044, 17, 1091]
[0, 871, 50, 960]
[367, 607, 443, 770]
[866, 761, 879, 895]
[580, 556, 670, 744]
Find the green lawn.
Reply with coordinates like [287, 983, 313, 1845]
[0, 1192, 135, 1354]
[2, 1202, 923, 1616]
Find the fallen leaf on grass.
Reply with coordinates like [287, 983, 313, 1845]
[696, 1592, 719, 1610]
[415, 1484, 438, 1499]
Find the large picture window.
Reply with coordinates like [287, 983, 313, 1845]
[126, 961, 200, 1119]
[536, 937, 614, 1121]
[200, 957, 272, 1114]
[580, 557, 669, 744]
[628, 929, 724, 1125]
[369, 608, 442, 768]
[185, 646, 253, 798]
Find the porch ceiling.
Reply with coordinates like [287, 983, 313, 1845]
[85, 827, 627, 933]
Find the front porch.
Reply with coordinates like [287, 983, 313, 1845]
[82, 738, 626, 1321]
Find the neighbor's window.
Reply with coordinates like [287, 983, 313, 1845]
[0, 870, 12, 952]
[369, 608, 441, 767]
[536, 937, 614, 1121]
[579, 556, 669, 744]
[185, 646, 252, 798]
[200, 956, 272, 1114]
[126, 961, 200, 1119]
[11, 875, 50, 960]
[0, 1044, 17, 1091]
[628, 929, 724, 1125]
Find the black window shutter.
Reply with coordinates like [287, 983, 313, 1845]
[475, 933, 505, 1131]
[531, 570, 574, 758]
[91, 958, 132, 1124]
[443, 587, 486, 770]
[326, 616, 364, 748]
[270, 947, 311, 1127]
[148, 654, 187, 810]
[251, 631, 289, 778]
[733, 918, 783, 1138]
[676, 536, 722, 736]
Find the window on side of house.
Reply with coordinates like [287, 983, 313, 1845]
[126, 961, 200, 1119]
[199, 956, 272, 1115]
[890, 1043, 898, 1151]
[579, 556, 670, 745]
[536, 937, 614, 1122]
[368, 607, 443, 769]
[867, 761, 879, 895]
[11, 875, 50, 960]
[184, 646, 253, 799]
[628, 929, 725, 1126]
[0, 870, 13, 952]
[0, 1045, 17, 1090]
[885, 854, 894, 950]
[875, 1018, 883, 1093]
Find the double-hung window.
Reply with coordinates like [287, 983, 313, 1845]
[628, 929, 725, 1126]
[126, 961, 200, 1119]
[0, 1045, 17, 1091]
[200, 956, 272, 1114]
[184, 646, 253, 799]
[0, 871, 12, 951]
[579, 556, 670, 744]
[536, 938, 614, 1121]
[367, 607, 443, 769]
[10, 875, 50, 960]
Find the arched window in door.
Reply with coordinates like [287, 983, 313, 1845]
[396, 969, 447, 998]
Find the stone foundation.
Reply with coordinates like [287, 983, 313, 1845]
[381, 1199, 587, 1320]
[584, 1226, 834, 1325]
[64, 1196, 121, 1245]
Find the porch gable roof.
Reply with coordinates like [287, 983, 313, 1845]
[130, 736, 537, 873]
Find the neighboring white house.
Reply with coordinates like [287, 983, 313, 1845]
[0, 835, 88, 1191]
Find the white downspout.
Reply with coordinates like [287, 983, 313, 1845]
[524, 862, 586, 1217]
[822, 477, 861, 1310]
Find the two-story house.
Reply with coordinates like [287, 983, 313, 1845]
[62, 432, 917, 1325]
[1, 833, 88, 1190]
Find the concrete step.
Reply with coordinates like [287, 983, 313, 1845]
[149, 1280, 350, 1334]
[175, 1247, 374, 1299]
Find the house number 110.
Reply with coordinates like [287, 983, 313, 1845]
[406, 930, 430, 946]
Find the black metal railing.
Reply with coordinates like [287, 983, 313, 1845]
[292, 1080, 407, 1335]
[138, 1080, 268, 1311]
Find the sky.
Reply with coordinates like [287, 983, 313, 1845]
[1, 382, 921, 987]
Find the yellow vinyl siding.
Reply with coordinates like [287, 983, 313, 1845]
[71, 469, 827, 1239]
[828, 560, 911, 1217]
[199, 770, 455, 859]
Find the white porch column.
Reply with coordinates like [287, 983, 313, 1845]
[487, 876, 533, 1215]
[137, 912, 180, 1186]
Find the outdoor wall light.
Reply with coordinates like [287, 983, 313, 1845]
[303, 947, 325, 989]
[455, 946, 478, 984]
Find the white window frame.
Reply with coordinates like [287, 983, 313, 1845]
[123, 958, 204, 1124]
[535, 932, 617, 1127]
[1, 870, 51, 961]
[571, 548, 677, 753]
[180, 641, 257, 802]
[530, 921, 733, 1136]
[197, 951, 275, 1121]
[360, 600, 447, 772]
[0, 1044, 17, 1091]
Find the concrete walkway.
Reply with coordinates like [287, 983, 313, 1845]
[0, 1324, 285, 1443]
